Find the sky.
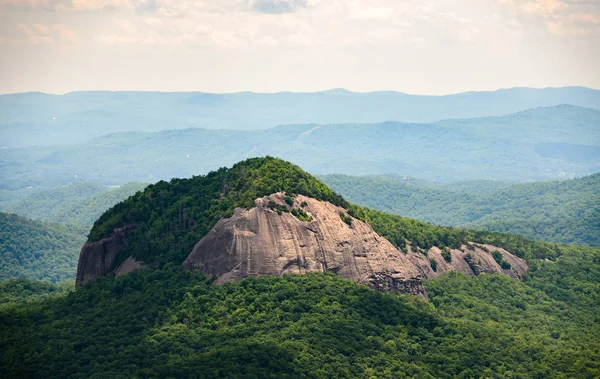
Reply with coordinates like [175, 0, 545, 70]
[0, 0, 599, 95]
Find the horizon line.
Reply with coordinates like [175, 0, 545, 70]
[1, 85, 599, 98]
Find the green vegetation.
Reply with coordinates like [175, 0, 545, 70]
[347, 204, 561, 261]
[0, 213, 87, 283]
[1, 243, 599, 378]
[491, 250, 512, 270]
[492, 250, 503, 265]
[441, 247, 452, 262]
[0, 158, 567, 286]
[0, 279, 74, 309]
[88, 157, 347, 267]
[429, 258, 437, 272]
[339, 212, 353, 227]
[6, 182, 147, 226]
[290, 207, 312, 222]
[321, 172, 600, 246]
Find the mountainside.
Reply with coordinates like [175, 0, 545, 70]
[77, 157, 540, 293]
[0, 213, 87, 283]
[321, 173, 600, 245]
[2, 244, 599, 378]
[5, 182, 147, 225]
[1, 105, 599, 192]
[2, 87, 599, 147]
[0, 279, 73, 310]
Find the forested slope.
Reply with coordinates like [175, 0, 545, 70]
[1, 242, 598, 378]
[321, 173, 600, 245]
[0, 213, 87, 282]
[6, 182, 147, 226]
[0, 279, 73, 309]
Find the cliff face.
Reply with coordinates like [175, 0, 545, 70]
[182, 193, 527, 297]
[183, 193, 427, 296]
[77, 192, 527, 296]
[409, 243, 528, 280]
[75, 225, 138, 287]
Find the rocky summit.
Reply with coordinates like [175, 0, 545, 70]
[77, 178, 527, 297]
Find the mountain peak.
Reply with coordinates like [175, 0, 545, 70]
[78, 158, 528, 294]
[82, 157, 346, 277]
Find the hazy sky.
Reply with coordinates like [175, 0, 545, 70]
[0, 0, 599, 95]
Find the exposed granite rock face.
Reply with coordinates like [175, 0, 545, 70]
[115, 256, 146, 277]
[407, 243, 528, 280]
[182, 193, 528, 297]
[183, 193, 427, 297]
[75, 225, 137, 287]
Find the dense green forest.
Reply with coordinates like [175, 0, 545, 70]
[321, 173, 600, 246]
[1, 241, 598, 378]
[0, 213, 87, 283]
[4, 182, 147, 226]
[1, 157, 599, 377]
[0, 279, 73, 310]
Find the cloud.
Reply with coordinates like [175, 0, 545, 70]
[133, 0, 156, 13]
[144, 17, 164, 27]
[0, 0, 131, 11]
[569, 13, 600, 24]
[251, 0, 308, 14]
[498, 0, 600, 35]
[4, 0, 594, 51]
[348, 5, 394, 20]
[498, 0, 568, 14]
[82, 0, 498, 49]
[15, 23, 78, 44]
[53, 24, 78, 43]
[17, 24, 54, 44]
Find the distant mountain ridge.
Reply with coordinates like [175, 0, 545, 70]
[1, 104, 598, 190]
[2, 86, 599, 148]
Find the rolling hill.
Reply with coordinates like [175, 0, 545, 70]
[0, 213, 87, 283]
[6, 182, 147, 226]
[320, 173, 600, 246]
[1, 105, 598, 192]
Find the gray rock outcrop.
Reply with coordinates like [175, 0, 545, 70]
[183, 193, 527, 297]
[76, 192, 527, 297]
[75, 225, 137, 287]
